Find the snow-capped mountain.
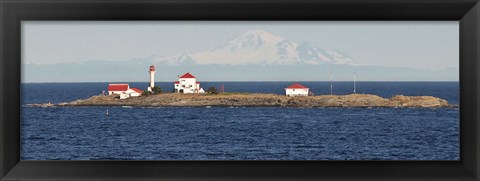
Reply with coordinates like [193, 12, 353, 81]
[153, 29, 353, 66]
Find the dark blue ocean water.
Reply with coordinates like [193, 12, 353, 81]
[21, 82, 459, 160]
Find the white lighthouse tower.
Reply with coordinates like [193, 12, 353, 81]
[148, 65, 155, 92]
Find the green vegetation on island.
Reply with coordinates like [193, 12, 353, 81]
[142, 86, 162, 96]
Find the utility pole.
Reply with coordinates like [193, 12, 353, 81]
[353, 72, 356, 94]
[330, 69, 333, 95]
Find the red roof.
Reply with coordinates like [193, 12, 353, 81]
[179, 73, 196, 78]
[131, 88, 143, 93]
[174, 81, 180, 84]
[286, 83, 308, 89]
[108, 84, 129, 91]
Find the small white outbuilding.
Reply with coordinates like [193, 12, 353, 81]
[285, 83, 309, 97]
[125, 88, 143, 97]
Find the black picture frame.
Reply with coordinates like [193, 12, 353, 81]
[1, 0, 479, 180]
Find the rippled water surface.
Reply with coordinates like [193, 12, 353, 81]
[21, 82, 459, 160]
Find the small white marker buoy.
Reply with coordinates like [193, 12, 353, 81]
[105, 109, 109, 116]
[353, 72, 356, 94]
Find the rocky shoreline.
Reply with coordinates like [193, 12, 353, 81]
[26, 93, 455, 108]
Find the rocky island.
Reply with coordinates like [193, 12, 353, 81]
[28, 93, 454, 108]
[24, 66, 455, 108]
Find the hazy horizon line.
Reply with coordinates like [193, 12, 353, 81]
[21, 80, 460, 84]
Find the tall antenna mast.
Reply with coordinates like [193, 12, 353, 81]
[353, 72, 356, 94]
[330, 69, 333, 95]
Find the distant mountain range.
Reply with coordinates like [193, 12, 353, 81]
[23, 30, 458, 82]
[151, 29, 353, 66]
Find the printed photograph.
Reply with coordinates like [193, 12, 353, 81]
[21, 21, 459, 160]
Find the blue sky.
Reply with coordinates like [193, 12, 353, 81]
[22, 21, 459, 82]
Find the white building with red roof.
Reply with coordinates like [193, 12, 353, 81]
[174, 73, 204, 94]
[108, 84, 130, 95]
[108, 84, 143, 99]
[285, 83, 309, 97]
[125, 88, 143, 97]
